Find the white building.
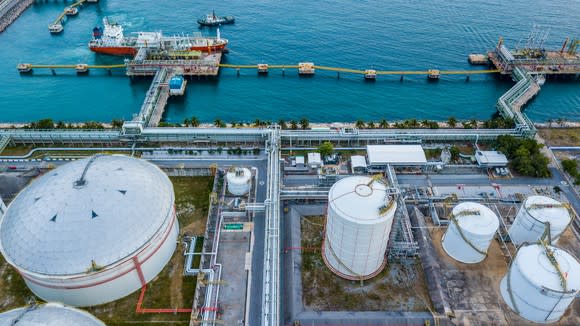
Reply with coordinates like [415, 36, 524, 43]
[307, 152, 322, 168]
[0, 155, 178, 307]
[350, 155, 367, 173]
[474, 150, 508, 168]
[366, 145, 427, 169]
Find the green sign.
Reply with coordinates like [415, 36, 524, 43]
[223, 223, 244, 230]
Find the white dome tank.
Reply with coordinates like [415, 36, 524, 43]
[0, 303, 105, 325]
[509, 196, 571, 245]
[226, 167, 251, 196]
[441, 202, 499, 263]
[500, 243, 580, 324]
[0, 155, 178, 307]
[322, 176, 396, 280]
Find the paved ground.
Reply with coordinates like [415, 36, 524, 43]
[217, 232, 251, 326]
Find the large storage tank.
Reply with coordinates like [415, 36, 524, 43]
[0, 303, 105, 325]
[441, 202, 499, 263]
[509, 196, 572, 245]
[500, 243, 580, 323]
[322, 176, 396, 280]
[0, 155, 178, 307]
[226, 167, 251, 196]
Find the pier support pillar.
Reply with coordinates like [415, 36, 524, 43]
[337, 72, 340, 79]
[236, 68, 240, 76]
[400, 75, 404, 81]
[282, 68, 285, 76]
[51, 69, 56, 76]
[108, 69, 112, 76]
[466, 75, 470, 82]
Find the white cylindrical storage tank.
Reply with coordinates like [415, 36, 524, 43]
[441, 202, 499, 263]
[509, 196, 572, 245]
[322, 176, 396, 280]
[0, 155, 178, 307]
[226, 167, 251, 196]
[0, 303, 105, 325]
[500, 243, 580, 324]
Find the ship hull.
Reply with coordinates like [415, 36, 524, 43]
[89, 46, 137, 56]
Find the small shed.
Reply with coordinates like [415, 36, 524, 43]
[308, 153, 322, 168]
[366, 145, 427, 168]
[351, 155, 367, 173]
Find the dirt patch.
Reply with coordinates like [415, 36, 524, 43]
[300, 216, 432, 312]
[538, 128, 580, 147]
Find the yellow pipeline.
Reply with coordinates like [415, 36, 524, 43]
[218, 64, 500, 75]
[28, 64, 126, 69]
[52, 0, 87, 25]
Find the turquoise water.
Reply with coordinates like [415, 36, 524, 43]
[0, 0, 578, 123]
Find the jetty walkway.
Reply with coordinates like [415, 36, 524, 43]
[0, 0, 33, 33]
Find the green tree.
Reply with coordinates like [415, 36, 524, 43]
[278, 119, 287, 129]
[449, 146, 460, 161]
[190, 116, 200, 127]
[367, 121, 375, 129]
[447, 116, 457, 128]
[561, 159, 578, 177]
[299, 118, 309, 130]
[355, 119, 365, 129]
[318, 141, 334, 157]
[214, 118, 225, 128]
[378, 119, 389, 129]
[290, 120, 298, 130]
[253, 119, 262, 127]
[111, 119, 123, 128]
[183, 118, 191, 127]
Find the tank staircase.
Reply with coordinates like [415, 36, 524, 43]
[386, 165, 419, 259]
[0, 0, 33, 33]
[496, 67, 540, 137]
[0, 135, 11, 154]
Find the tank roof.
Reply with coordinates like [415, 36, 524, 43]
[515, 244, 580, 292]
[0, 155, 174, 276]
[523, 196, 571, 227]
[452, 202, 499, 234]
[0, 303, 104, 325]
[328, 176, 392, 223]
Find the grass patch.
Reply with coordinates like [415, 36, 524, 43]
[424, 148, 442, 160]
[301, 216, 432, 312]
[538, 128, 580, 147]
[171, 176, 214, 235]
[0, 255, 36, 311]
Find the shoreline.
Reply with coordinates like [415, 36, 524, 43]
[1, 121, 579, 129]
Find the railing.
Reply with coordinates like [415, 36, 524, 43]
[0, 135, 11, 153]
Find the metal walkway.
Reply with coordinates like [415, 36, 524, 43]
[262, 127, 281, 326]
[134, 67, 172, 127]
[0, 135, 10, 153]
[496, 67, 539, 137]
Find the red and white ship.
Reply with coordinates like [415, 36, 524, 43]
[89, 17, 228, 56]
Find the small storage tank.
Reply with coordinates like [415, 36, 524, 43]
[509, 196, 572, 245]
[322, 176, 396, 280]
[0, 155, 178, 307]
[442, 202, 499, 263]
[0, 303, 105, 325]
[226, 167, 251, 196]
[500, 243, 580, 323]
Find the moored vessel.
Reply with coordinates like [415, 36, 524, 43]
[198, 10, 235, 26]
[89, 18, 228, 56]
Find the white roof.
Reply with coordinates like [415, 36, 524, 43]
[307, 152, 322, 164]
[0, 303, 105, 325]
[523, 196, 571, 227]
[515, 244, 580, 291]
[475, 150, 508, 166]
[295, 156, 305, 164]
[366, 145, 427, 165]
[328, 176, 392, 223]
[452, 202, 499, 234]
[0, 155, 174, 276]
[351, 155, 367, 168]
